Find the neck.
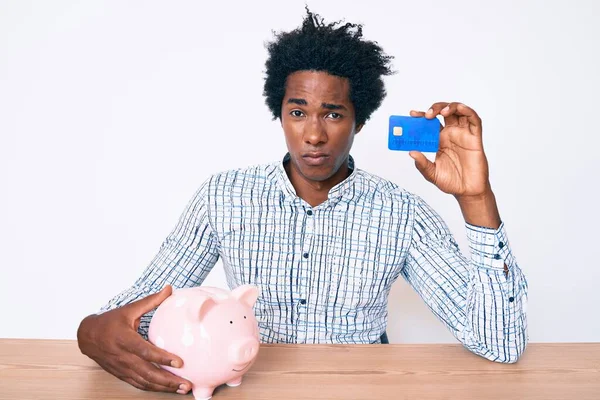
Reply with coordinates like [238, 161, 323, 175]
[285, 159, 350, 207]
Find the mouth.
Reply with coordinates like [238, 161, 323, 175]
[301, 152, 329, 166]
[232, 362, 251, 372]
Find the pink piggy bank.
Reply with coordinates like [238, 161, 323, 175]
[148, 285, 260, 400]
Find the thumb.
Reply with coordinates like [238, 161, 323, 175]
[409, 151, 436, 183]
[125, 285, 173, 318]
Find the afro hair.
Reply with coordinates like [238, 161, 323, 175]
[263, 7, 394, 126]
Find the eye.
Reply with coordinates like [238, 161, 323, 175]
[328, 112, 342, 119]
[290, 110, 304, 118]
[244, 316, 247, 319]
[230, 321, 233, 324]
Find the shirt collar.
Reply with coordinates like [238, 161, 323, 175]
[275, 153, 358, 206]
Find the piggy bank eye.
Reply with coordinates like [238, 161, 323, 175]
[230, 321, 233, 324]
[244, 316, 247, 319]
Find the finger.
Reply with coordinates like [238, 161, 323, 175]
[106, 354, 190, 394]
[457, 103, 482, 135]
[409, 110, 426, 117]
[94, 359, 168, 392]
[113, 353, 190, 393]
[425, 102, 450, 119]
[440, 103, 482, 135]
[409, 151, 436, 183]
[122, 377, 146, 391]
[94, 358, 123, 380]
[123, 285, 173, 318]
[411, 109, 444, 132]
[129, 357, 192, 393]
[128, 334, 184, 368]
[128, 373, 178, 393]
[443, 125, 482, 150]
[438, 102, 460, 127]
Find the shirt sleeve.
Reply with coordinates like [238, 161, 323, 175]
[401, 195, 528, 363]
[97, 178, 220, 339]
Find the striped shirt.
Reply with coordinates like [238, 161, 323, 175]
[100, 154, 528, 363]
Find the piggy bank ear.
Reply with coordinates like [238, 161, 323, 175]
[189, 296, 217, 322]
[231, 285, 259, 308]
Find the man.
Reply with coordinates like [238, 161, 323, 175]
[77, 9, 528, 395]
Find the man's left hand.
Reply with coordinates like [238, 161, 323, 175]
[409, 102, 491, 199]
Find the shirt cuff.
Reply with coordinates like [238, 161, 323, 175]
[466, 221, 512, 271]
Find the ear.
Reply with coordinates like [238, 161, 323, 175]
[189, 296, 217, 322]
[355, 123, 364, 134]
[231, 285, 259, 308]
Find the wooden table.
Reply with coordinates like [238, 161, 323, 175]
[0, 340, 598, 399]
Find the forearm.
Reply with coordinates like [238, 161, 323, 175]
[460, 223, 529, 362]
[455, 186, 501, 229]
[405, 196, 529, 363]
[98, 244, 217, 338]
[466, 248, 528, 362]
[403, 246, 528, 363]
[97, 179, 220, 337]
[455, 188, 510, 275]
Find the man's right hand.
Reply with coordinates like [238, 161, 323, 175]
[77, 285, 192, 394]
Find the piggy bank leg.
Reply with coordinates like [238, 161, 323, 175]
[192, 386, 215, 400]
[226, 377, 243, 387]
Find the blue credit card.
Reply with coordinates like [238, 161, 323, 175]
[388, 115, 440, 153]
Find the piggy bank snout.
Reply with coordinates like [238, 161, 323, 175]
[229, 338, 259, 365]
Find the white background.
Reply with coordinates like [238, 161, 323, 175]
[1, 0, 599, 342]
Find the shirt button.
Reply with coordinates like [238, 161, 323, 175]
[509, 297, 515, 302]
[499, 241, 505, 249]
[306, 210, 313, 216]
[494, 254, 501, 260]
[300, 299, 307, 305]
[303, 253, 309, 259]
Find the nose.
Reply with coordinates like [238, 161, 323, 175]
[303, 118, 327, 146]
[229, 338, 259, 365]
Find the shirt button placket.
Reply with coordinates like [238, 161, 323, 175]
[298, 207, 314, 343]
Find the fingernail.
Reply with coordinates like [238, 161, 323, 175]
[427, 108, 433, 114]
[442, 106, 450, 113]
[178, 384, 189, 394]
[171, 360, 182, 368]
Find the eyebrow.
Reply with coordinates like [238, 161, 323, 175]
[287, 98, 347, 111]
[287, 98, 307, 106]
[322, 103, 347, 111]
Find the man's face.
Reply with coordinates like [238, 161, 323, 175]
[281, 70, 362, 183]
